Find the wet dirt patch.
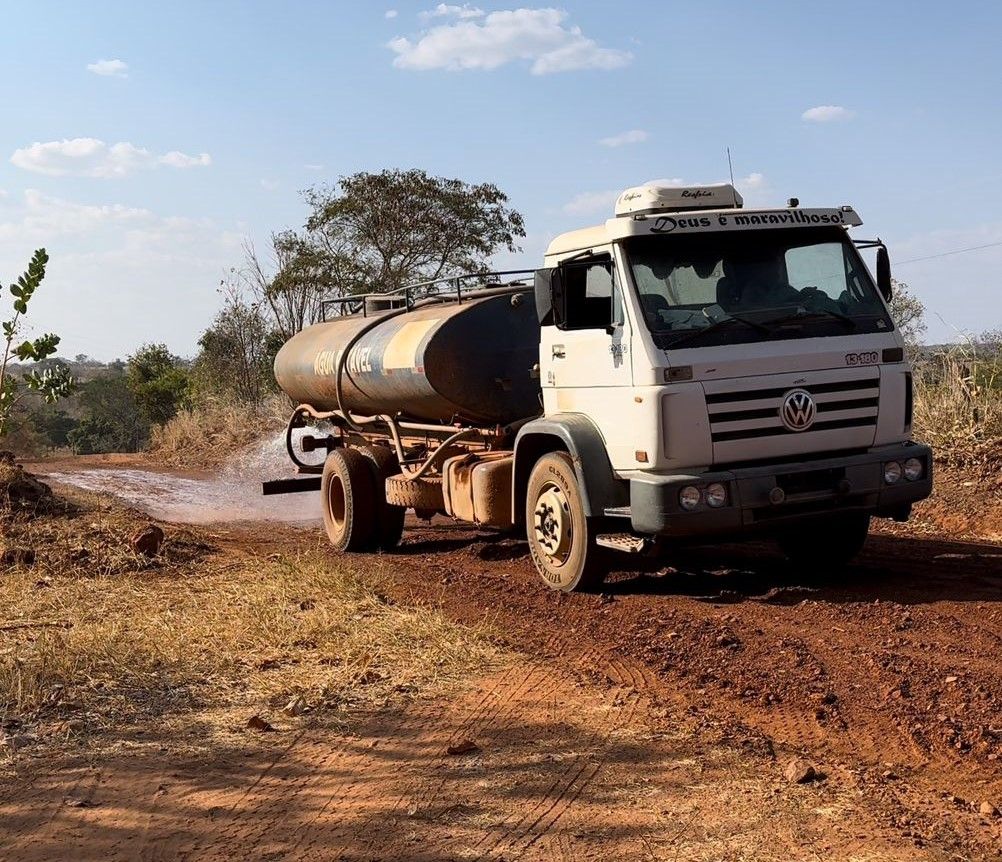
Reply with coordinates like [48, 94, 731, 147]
[44, 467, 319, 525]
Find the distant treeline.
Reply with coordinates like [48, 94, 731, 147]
[8, 324, 282, 456]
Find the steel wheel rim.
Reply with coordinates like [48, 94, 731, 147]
[533, 481, 573, 567]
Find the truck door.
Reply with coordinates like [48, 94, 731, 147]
[540, 253, 637, 467]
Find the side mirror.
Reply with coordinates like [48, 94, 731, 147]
[876, 244, 893, 301]
[533, 268, 564, 326]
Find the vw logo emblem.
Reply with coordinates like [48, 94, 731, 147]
[780, 388, 816, 432]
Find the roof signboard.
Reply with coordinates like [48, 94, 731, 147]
[605, 206, 863, 242]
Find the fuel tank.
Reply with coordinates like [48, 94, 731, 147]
[273, 289, 541, 425]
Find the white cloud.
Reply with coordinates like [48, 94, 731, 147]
[159, 150, 212, 169]
[641, 177, 686, 187]
[734, 172, 772, 207]
[0, 189, 153, 238]
[86, 58, 128, 78]
[421, 3, 485, 19]
[388, 8, 632, 74]
[304, 163, 325, 171]
[598, 129, 648, 148]
[802, 105, 854, 123]
[260, 179, 280, 191]
[385, 9, 398, 19]
[736, 172, 766, 192]
[10, 138, 211, 178]
[0, 190, 241, 359]
[562, 189, 621, 216]
[737, 173, 765, 197]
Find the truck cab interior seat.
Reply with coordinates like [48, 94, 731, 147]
[640, 293, 670, 326]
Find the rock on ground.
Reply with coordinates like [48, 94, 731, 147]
[131, 525, 165, 558]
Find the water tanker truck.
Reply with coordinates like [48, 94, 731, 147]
[267, 182, 933, 591]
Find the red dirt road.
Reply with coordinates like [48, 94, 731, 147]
[1, 649, 928, 862]
[372, 517, 1002, 858]
[4, 465, 1001, 860]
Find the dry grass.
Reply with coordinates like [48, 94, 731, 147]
[0, 488, 500, 737]
[913, 351, 1002, 476]
[150, 394, 289, 470]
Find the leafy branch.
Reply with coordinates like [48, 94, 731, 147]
[0, 249, 74, 437]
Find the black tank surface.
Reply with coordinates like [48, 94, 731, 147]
[273, 290, 541, 425]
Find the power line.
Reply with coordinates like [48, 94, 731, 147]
[895, 240, 1002, 266]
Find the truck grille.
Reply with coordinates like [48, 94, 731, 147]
[702, 370, 880, 461]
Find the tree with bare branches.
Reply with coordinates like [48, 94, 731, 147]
[245, 169, 526, 340]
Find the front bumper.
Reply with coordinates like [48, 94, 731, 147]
[629, 442, 933, 538]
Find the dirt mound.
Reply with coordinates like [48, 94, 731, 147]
[876, 466, 1002, 542]
[0, 453, 54, 515]
[0, 465, 206, 577]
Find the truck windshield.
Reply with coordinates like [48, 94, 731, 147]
[625, 227, 892, 348]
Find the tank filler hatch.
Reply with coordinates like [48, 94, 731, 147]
[614, 183, 743, 217]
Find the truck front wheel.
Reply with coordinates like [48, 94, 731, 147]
[777, 513, 871, 573]
[525, 452, 606, 592]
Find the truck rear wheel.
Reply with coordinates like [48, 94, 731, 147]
[777, 513, 871, 572]
[526, 452, 606, 592]
[359, 445, 406, 551]
[321, 448, 377, 552]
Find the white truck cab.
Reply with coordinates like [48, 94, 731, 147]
[515, 183, 931, 588]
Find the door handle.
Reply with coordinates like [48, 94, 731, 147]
[551, 344, 566, 359]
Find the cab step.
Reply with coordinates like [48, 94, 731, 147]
[595, 533, 650, 554]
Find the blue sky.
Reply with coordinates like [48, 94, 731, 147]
[2, 0, 1001, 359]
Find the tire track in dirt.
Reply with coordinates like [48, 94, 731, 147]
[313, 639, 645, 861]
[185, 651, 572, 862]
[229, 647, 520, 859]
[256, 650, 551, 860]
[476, 759, 604, 861]
[467, 651, 648, 860]
[391, 659, 557, 808]
[176, 732, 316, 861]
[0, 766, 105, 860]
[286, 704, 440, 861]
[348, 657, 573, 860]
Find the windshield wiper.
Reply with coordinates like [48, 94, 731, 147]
[665, 313, 771, 348]
[764, 307, 857, 330]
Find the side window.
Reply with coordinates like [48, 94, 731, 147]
[558, 257, 615, 330]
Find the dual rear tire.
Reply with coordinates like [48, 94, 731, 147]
[321, 446, 405, 552]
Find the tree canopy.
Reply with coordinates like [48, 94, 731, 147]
[888, 278, 927, 350]
[126, 343, 190, 426]
[248, 169, 526, 339]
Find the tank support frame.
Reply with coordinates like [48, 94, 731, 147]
[272, 403, 536, 494]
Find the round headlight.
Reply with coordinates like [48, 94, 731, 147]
[904, 457, 923, 481]
[679, 485, 701, 511]
[705, 483, 727, 508]
[883, 461, 902, 484]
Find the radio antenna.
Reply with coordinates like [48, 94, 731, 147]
[726, 147, 738, 206]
